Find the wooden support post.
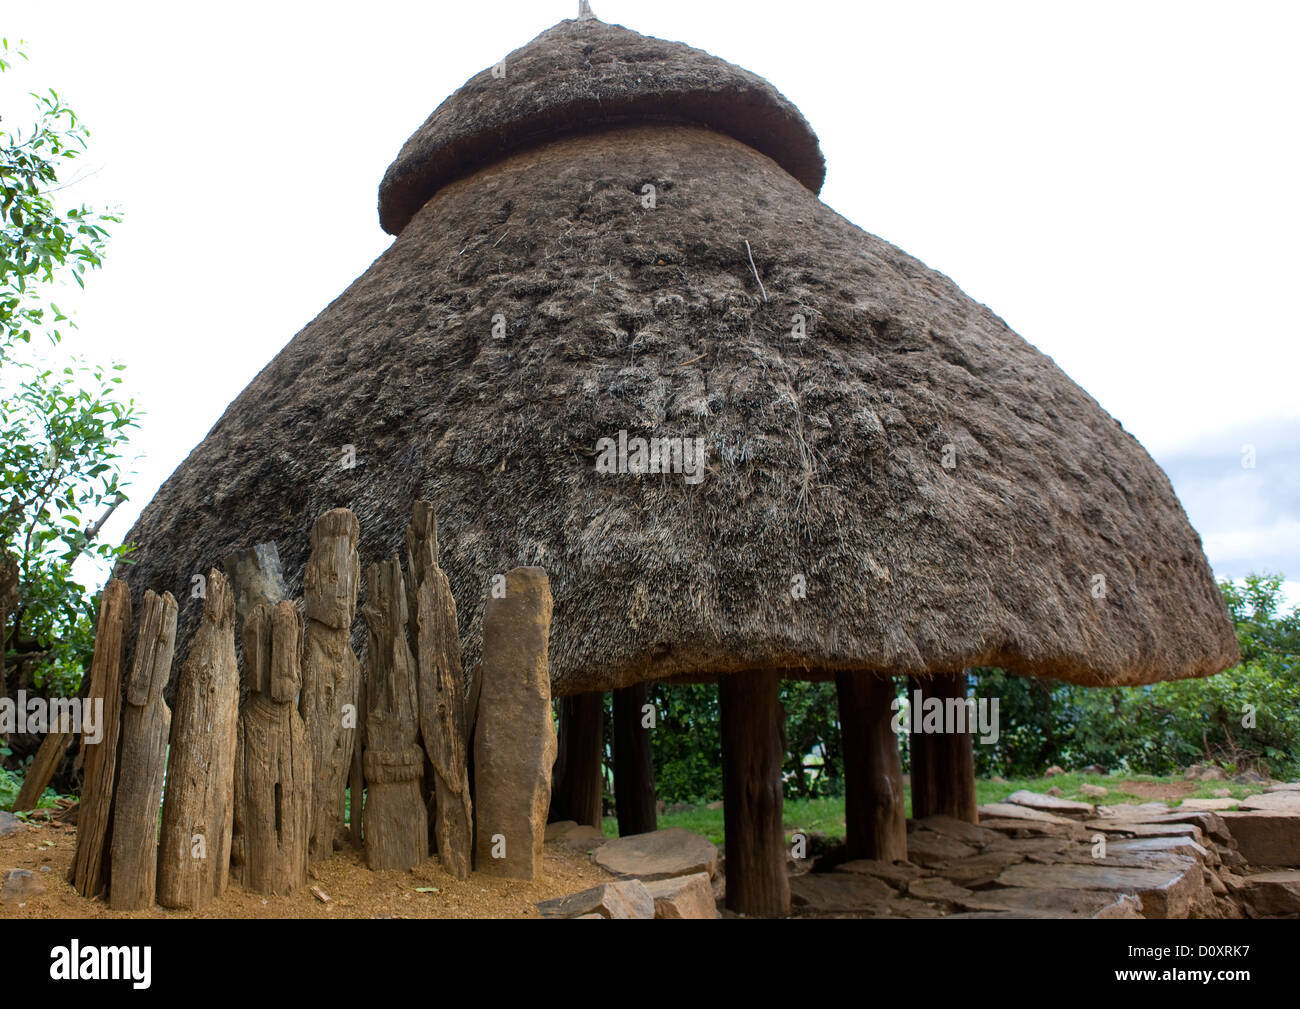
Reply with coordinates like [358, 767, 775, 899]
[12, 729, 72, 812]
[719, 671, 789, 917]
[70, 579, 131, 898]
[232, 601, 312, 895]
[613, 682, 657, 836]
[301, 509, 361, 863]
[836, 671, 907, 861]
[408, 501, 473, 880]
[550, 692, 605, 829]
[158, 569, 240, 909]
[908, 671, 978, 823]
[109, 589, 177, 911]
[347, 679, 367, 850]
[360, 557, 427, 871]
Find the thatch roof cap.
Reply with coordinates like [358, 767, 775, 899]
[121, 17, 1238, 695]
[377, 15, 827, 235]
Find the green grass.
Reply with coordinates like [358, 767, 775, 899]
[598, 774, 1274, 846]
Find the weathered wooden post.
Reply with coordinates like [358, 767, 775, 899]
[474, 566, 556, 880]
[158, 569, 240, 909]
[612, 682, 657, 836]
[109, 589, 177, 911]
[232, 600, 311, 895]
[407, 502, 472, 880]
[69, 579, 131, 899]
[836, 671, 907, 861]
[719, 670, 789, 916]
[551, 692, 604, 829]
[221, 541, 288, 629]
[361, 557, 427, 870]
[908, 671, 978, 823]
[300, 509, 361, 862]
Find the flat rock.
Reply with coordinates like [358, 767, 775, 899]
[0, 868, 45, 903]
[1005, 790, 1095, 817]
[1083, 821, 1203, 843]
[833, 859, 925, 888]
[959, 886, 1142, 918]
[0, 812, 22, 839]
[982, 836, 1072, 856]
[907, 877, 973, 903]
[1131, 810, 1231, 844]
[1219, 812, 1300, 866]
[977, 818, 1075, 839]
[1107, 836, 1210, 862]
[544, 820, 580, 841]
[1079, 783, 1108, 798]
[1237, 870, 1300, 916]
[645, 872, 718, 919]
[790, 872, 896, 913]
[556, 824, 609, 853]
[914, 815, 1003, 847]
[592, 827, 718, 881]
[907, 830, 977, 867]
[979, 803, 1074, 826]
[943, 851, 1026, 887]
[1265, 782, 1300, 793]
[996, 861, 1201, 918]
[537, 879, 654, 919]
[1098, 802, 1175, 820]
[1178, 798, 1240, 811]
[1238, 791, 1300, 813]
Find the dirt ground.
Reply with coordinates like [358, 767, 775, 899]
[0, 817, 613, 919]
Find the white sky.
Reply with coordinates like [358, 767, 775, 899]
[5, 0, 1298, 607]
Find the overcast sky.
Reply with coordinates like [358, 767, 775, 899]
[5, 0, 1298, 608]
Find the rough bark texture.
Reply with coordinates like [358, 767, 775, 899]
[415, 573, 473, 879]
[232, 601, 311, 895]
[720, 669, 789, 916]
[474, 566, 556, 880]
[836, 671, 907, 862]
[109, 590, 177, 911]
[300, 509, 361, 862]
[69, 579, 131, 899]
[361, 557, 427, 871]
[12, 729, 72, 812]
[158, 569, 240, 909]
[551, 692, 604, 829]
[613, 682, 657, 836]
[347, 676, 367, 850]
[908, 672, 979, 824]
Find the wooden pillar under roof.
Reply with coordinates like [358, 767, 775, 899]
[835, 671, 907, 861]
[908, 670, 978, 823]
[549, 691, 605, 829]
[612, 681, 657, 836]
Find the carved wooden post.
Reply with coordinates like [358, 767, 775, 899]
[70, 579, 131, 898]
[361, 558, 427, 870]
[720, 670, 789, 917]
[232, 601, 311, 895]
[221, 541, 288, 629]
[301, 509, 361, 862]
[407, 502, 473, 880]
[109, 589, 177, 911]
[475, 567, 556, 880]
[613, 682, 657, 836]
[836, 671, 906, 862]
[908, 671, 978, 823]
[158, 569, 240, 909]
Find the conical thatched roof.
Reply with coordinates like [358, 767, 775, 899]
[120, 14, 1238, 693]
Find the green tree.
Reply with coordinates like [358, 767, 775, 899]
[2, 39, 136, 721]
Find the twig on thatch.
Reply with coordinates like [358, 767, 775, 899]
[744, 240, 768, 302]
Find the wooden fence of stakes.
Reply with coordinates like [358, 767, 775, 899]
[61, 501, 487, 909]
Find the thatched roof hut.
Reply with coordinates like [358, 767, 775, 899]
[122, 12, 1236, 690]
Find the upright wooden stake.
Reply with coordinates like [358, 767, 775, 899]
[407, 502, 473, 879]
[836, 671, 907, 861]
[347, 677, 367, 850]
[908, 671, 978, 823]
[12, 729, 73, 812]
[109, 589, 177, 911]
[719, 671, 789, 917]
[158, 569, 240, 909]
[300, 509, 361, 862]
[613, 682, 657, 836]
[232, 601, 311, 895]
[361, 558, 427, 871]
[551, 692, 605, 828]
[70, 579, 131, 899]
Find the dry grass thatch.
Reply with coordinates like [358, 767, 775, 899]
[120, 16, 1238, 693]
